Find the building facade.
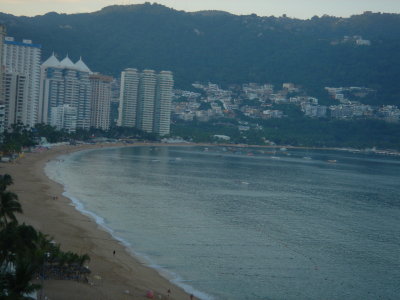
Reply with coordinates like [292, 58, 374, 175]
[0, 25, 5, 105]
[3, 73, 28, 128]
[2, 37, 41, 127]
[39, 54, 92, 131]
[137, 69, 157, 133]
[154, 71, 173, 136]
[117, 68, 140, 128]
[90, 73, 113, 130]
[50, 104, 77, 133]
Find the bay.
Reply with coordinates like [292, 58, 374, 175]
[45, 146, 400, 300]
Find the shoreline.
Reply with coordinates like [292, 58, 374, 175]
[2, 141, 399, 299]
[1, 143, 193, 300]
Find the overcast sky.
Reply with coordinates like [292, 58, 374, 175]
[1, 0, 400, 19]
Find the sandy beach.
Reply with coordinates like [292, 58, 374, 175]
[0, 143, 192, 300]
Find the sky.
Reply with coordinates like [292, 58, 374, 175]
[1, 0, 400, 19]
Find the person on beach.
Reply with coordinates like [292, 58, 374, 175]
[113, 250, 115, 256]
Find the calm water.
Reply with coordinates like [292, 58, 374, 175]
[45, 146, 400, 300]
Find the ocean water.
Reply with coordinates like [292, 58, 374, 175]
[45, 146, 400, 300]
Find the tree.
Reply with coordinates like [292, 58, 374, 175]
[0, 174, 91, 298]
[0, 123, 36, 154]
[0, 174, 22, 226]
[0, 174, 13, 193]
[1, 256, 41, 300]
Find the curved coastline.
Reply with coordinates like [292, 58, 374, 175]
[1, 143, 192, 300]
[3, 141, 399, 299]
[46, 157, 213, 300]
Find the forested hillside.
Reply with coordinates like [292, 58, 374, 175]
[1, 3, 399, 104]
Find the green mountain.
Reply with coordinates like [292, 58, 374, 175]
[1, 3, 400, 104]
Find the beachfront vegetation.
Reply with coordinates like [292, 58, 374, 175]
[2, 117, 400, 153]
[0, 124, 36, 155]
[0, 124, 160, 156]
[0, 174, 91, 299]
[171, 117, 400, 150]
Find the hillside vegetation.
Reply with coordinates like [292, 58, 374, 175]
[1, 3, 400, 105]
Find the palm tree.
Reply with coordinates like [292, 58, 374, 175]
[77, 254, 90, 267]
[0, 174, 13, 192]
[0, 191, 22, 226]
[0, 223, 42, 299]
[0, 174, 22, 227]
[0, 223, 39, 274]
[2, 256, 41, 299]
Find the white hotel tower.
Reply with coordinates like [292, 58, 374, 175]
[154, 71, 173, 136]
[39, 54, 92, 132]
[137, 69, 157, 133]
[117, 68, 139, 128]
[2, 36, 41, 127]
[90, 73, 113, 130]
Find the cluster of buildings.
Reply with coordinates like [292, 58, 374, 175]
[0, 25, 173, 136]
[173, 82, 400, 123]
[325, 87, 400, 122]
[331, 35, 371, 46]
[173, 82, 319, 121]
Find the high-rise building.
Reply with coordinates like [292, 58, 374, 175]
[2, 36, 41, 127]
[137, 69, 157, 133]
[3, 73, 28, 128]
[0, 25, 5, 134]
[90, 73, 113, 130]
[154, 71, 174, 136]
[39, 54, 92, 131]
[117, 68, 173, 136]
[0, 25, 6, 105]
[117, 68, 139, 127]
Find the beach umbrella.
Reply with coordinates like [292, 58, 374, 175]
[146, 290, 154, 298]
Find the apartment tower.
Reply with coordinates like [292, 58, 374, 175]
[2, 36, 41, 127]
[117, 68, 139, 127]
[2, 73, 28, 127]
[0, 25, 5, 104]
[90, 73, 113, 130]
[39, 54, 92, 132]
[137, 69, 157, 133]
[154, 71, 174, 136]
[0, 25, 6, 133]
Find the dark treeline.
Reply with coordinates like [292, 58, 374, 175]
[0, 174, 91, 299]
[171, 118, 400, 150]
[0, 123, 158, 155]
[1, 119, 400, 153]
